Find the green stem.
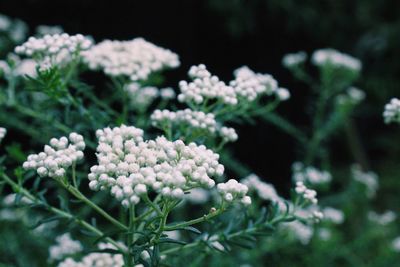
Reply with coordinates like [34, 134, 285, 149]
[60, 180, 128, 231]
[0, 173, 126, 253]
[164, 208, 225, 231]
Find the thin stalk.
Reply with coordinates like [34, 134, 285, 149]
[60, 180, 128, 231]
[0, 173, 126, 253]
[164, 207, 225, 231]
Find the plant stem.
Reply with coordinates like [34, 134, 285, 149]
[0, 173, 126, 253]
[164, 208, 225, 231]
[60, 180, 128, 231]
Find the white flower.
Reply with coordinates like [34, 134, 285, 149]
[336, 87, 365, 105]
[292, 162, 331, 185]
[217, 179, 251, 205]
[125, 83, 159, 109]
[285, 221, 313, 245]
[178, 64, 237, 105]
[89, 125, 225, 207]
[49, 233, 83, 261]
[229, 66, 279, 102]
[0, 14, 11, 31]
[276, 88, 290, 101]
[22, 132, 85, 179]
[368, 210, 397, 225]
[15, 59, 38, 77]
[351, 164, 378, 198]
[392, 236, 400, 252]
[282, 51, 307, 68]
[0, 60, 11, 76]
[15, 33, 92, 69]
[58, 243, 126, 267]
[82, 38, 179, 81]
[383, 98, 400, 124]
[35, 25, 64, 36]
[323, 207, 345, 224]
[151, 109, 218, 134]
[0, 127, 6, 143]
[241, 174, 282, 202]
[311, 48, 362, 72]
[219, 127, 238, 142]
[295, 181, 318, 204]
[160, 87, 176, 100]
[2, 193, 32, 206]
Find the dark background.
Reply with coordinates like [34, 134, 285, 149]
[1, 0, 399, 193]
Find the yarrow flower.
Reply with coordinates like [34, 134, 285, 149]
[0, 127, 6, 143]
[351, 164, 379, 198]
[241, 174, 282, 202]
[292, 162, 332, 185]
[22, 133, 85, 178]
[88, 125, 226, 207]
[125, 83, 159, 110]
[336, 87, 366, 106]
[368, 210, 397, 226]
[392, 237, 400, 252]
[151, 109, 218, 134]
[285, 221, 314, 245]
[217, 179, 251, 205]
[35, 25, 64, 36]
[295, 181, 318, 204]
[383, 98, 400, 124]
[311, 48, 362, 73]
[322, 207, 345, 224]
[82, 38, 180, 81]
[0, 13, 28, 43]
[219, 126, 238, 142]
[15, 33, 93, 70]
[282, 51, 307, 68]
[178, 64, 237, 105]
[229, 66, 282, 102]
[49, 233, 83, 261]
[57, 243, 135, 267]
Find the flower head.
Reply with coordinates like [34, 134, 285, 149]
[22, 133, 85, 178]
[82, 38, 179, 81]
[383, 98, 400, 124]
[88, 125, 225, 207]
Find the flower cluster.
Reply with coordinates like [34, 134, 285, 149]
[219, 126, 238, 142]
[322, 207, 345, 224]
[351, 164, 379, 198]
[383, 98, 400, 124]
[311, 48, 362, 72]
[241, 174, 282, 202]
[229, 66, 280, 101]
[392, 237, 400, 252]
[0, 127, 6, 143]
[336, 87, 366, 106]
[178, 64, 237, 105]
[0, 13, 28, 43]
[49, 233, 83, 261]
[22, 133, 85, 178]
[368, 210, 396, 226]
[82, 38, 180, 81]
[151, 109, 217, 133]
[285, 221, 314, 245]
[15, 33, 92, 69]
[217, 179, 251, 205]
[295, 181, 318, 204]
[292, 162, 332, 185]
[57, 243, 134, 267]
[282, 51, 307, 68]
[35, 25, 63, 36]
[88, 125, 226, 207]
[125, 83, 176, 110]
